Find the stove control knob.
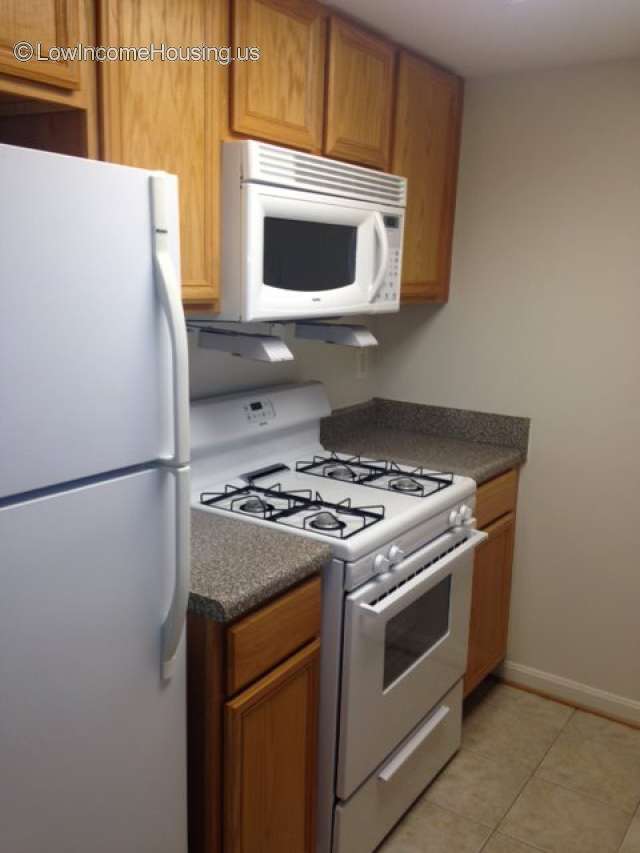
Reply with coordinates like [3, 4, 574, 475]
[374, 554, 391, 574]
[388, 545, 405, 563]
[449, 508, 463, 527]
[460, 504, 473, 522]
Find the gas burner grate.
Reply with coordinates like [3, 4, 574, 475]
[295, 453, 454, 497]
[200, 483, 385, 539]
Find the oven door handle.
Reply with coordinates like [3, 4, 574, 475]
[358, 528, 487, 623]
[378, 703, 451, 783]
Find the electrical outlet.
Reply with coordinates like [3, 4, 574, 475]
[355, 348, 369, 379]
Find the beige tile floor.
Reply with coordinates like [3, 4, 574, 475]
[378, 679, 640, 853]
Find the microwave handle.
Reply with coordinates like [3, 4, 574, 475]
[369, 212, 390, 301]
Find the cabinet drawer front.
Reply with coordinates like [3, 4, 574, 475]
[476, 468, 518, 529]
[226, 576, 321, 695]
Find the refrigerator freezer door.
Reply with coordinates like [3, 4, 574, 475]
[0, 468, 187, 853]
[0, 144, 182, 500]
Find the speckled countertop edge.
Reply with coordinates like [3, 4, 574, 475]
[189, 509, 330, 623]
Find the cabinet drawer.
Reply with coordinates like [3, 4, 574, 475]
[476, 469, 518, 529]
[226, 576, 321, 695]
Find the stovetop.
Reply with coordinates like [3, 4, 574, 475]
[194, 449, 475, 560]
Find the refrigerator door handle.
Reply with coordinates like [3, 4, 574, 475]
[162, 465, 190, 680]
[150, 173, 190, 468]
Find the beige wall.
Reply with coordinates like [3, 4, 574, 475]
[373, 60, 640, 719]
[189, 324, 375, 407]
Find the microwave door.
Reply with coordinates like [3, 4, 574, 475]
[241, 185, 387, 322]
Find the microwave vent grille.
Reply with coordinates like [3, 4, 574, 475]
[249, 143, 406, 207]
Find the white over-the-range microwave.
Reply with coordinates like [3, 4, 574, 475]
[212, 140, 407, 323]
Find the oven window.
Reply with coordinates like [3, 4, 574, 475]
[383, 577, 452, 689]
[263, 217, 357, 291]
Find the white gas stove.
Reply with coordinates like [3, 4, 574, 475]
[191, 382, 477, 575]
[190, 382, 486, 853]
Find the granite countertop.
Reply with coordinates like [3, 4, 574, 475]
[321, 398, 530, 485]
[189, 509, 330, 623]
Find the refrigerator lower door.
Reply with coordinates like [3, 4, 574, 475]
[0, 467, 187, 853]
[0, 143, 182, 500]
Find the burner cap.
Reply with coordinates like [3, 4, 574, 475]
[390, 476, 422, 493]
[240, 497, 273, 514]
[310, 511, 346, 531]
[326, 464, 356, 481]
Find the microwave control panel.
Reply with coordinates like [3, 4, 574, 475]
[243, 398, 276, 425]
[374, 215, 403, 305]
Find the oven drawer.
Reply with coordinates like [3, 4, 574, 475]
[333, 681, 462, 853]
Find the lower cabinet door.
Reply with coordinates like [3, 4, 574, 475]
[464, 513, 516, 696]
[224, 639, 320, 853]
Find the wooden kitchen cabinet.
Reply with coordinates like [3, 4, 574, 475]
[0, 0, 97, 157]
[99, 0, 227, 306]
[224, 639, 320, 853]
[392, 51, 463, 303]
[188, 576, 322, 853]
[324, 16, 394, 169]
[0, 0, 81, 89]
[232, 0, 327, 151]
[465, 469, 519, 697]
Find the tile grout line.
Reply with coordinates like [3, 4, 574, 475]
[468, 696, 577, 853]
[534, 771, 640, 817]
[491, 706, 577, 846]
[618, 813, 638, 853]
[496, 704, 636, 852]
[417, 796, 495, 832]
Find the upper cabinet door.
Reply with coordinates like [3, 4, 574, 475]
[392, 51, 463, 303]
[232, 0, 327, 151]
[0, 0, 80, 89]
[99, 0, 226, 306]
[324, 16, 394, 170]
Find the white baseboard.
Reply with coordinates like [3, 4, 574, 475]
[498, 660, 640, 727]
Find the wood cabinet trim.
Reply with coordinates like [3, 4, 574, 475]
[187, 613, 225, 853]
[323, 15, 395, 169]
[226, 576, 321, 696]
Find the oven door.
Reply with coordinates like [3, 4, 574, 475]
[337, 527, 486, 800]
[242, 183, 394, 321]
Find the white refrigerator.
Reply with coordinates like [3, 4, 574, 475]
[0, 144, 190, 852]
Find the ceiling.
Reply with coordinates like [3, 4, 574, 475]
[328, 0, 640, 77]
